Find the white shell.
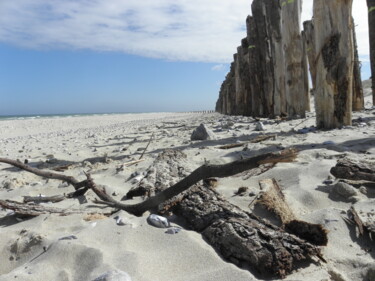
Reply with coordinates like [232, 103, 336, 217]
[147, 214, 169, 228]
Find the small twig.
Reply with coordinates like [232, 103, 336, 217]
[124, 159, 145, 167]
[139, 133, 154, 160]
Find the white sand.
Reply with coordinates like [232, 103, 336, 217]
[0, 100, 375, 281]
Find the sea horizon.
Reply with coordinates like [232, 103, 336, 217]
[0, 110, 214, 121]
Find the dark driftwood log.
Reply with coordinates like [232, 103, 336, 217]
[330, 159, 375, 182]
[171, 185, 323, 279]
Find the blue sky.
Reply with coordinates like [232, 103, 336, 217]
[0, 0, 371, 115]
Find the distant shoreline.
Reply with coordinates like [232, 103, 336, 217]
[0, 110, 215, 121]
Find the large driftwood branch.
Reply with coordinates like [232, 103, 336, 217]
[0, 158, 86, 189]
[93, 149, 297, 216]
[0, 149, 297, 216]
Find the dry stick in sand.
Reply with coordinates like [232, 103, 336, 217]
[23, 195, 65, 204]
[0, 158, 87, 190]
[139, 133, 154, 160]
[0, 199, 86, 216]
[0, 149, 297, 216]
[217, 134, 276, 150]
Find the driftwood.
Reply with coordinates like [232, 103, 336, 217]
[217, 135, 277, 150]
[23, 195, 65, 203]
[348, 204, 375, 239]
[170, 184, 324, 278]
[348, 206, 365, 236]
[0, 158, 86, 190]
[100, 149, 298, 216]
[0, 199, 86, 216]
[1, 149, 298, 217]
[0, 149, 327, 278]
[217, 143, 244, 150]
[256, 179, 328, 246]
[330, 159, 375, 182]
[257, 179, 296, 224]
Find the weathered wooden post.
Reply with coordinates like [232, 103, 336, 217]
[303, 20, 316, 93]
[251, 0, 283, 118]
[367, 0, 375, 105]
[246, 15, 261, 117]
[313, 0, 354, 129]
[240, 38, 252, 116]
[302, 29, 311, 112]
[352, 20, 364, 111]
[281, 0, 308, 118]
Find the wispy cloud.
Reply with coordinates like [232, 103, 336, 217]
[211, 64, 226, 71]
[0, 0, 369, 63]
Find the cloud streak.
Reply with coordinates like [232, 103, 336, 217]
[0, 0, 369, 63]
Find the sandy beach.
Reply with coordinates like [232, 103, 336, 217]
[1, 95, 375, 281]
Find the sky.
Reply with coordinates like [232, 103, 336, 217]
[0, 0, 371, 115]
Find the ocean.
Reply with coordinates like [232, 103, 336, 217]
[0, 112, 135, 121]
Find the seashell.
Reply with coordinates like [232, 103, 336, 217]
[114, 216, 127, 226]
[165, 227, 181, 234]
[147, 214, 169, 228]
[59, 235, 78, 240]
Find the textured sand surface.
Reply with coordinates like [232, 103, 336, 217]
[1, 99, 375, 280]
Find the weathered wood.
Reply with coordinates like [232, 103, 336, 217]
[1, 149, 297, 216]
[120, 149, 298, 216]
[217, 134, 276, 149]
[251, 0, 283, 118]
[313, 0, 354, 129]
[368, 0, 375, 104]
[352, 19, 364, 111]
[0, 157, 83, 189]
[349, 206, 365, 236]
[246, 15, 261, 117]
[257, 179, 296, 224]
[171, 185, 323, 278]
[23, 195, 65, 203]
[256, 179, 328, 246]
[303, 20, 317, 93]
[349, 203, 375, 239]
[302, 28, 311, 112]
[330, 159, 375, 182]
[281, 0, 308, 117]
[0, 199, 85, 216]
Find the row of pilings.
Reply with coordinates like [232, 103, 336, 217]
[215, 0, 364, 129]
